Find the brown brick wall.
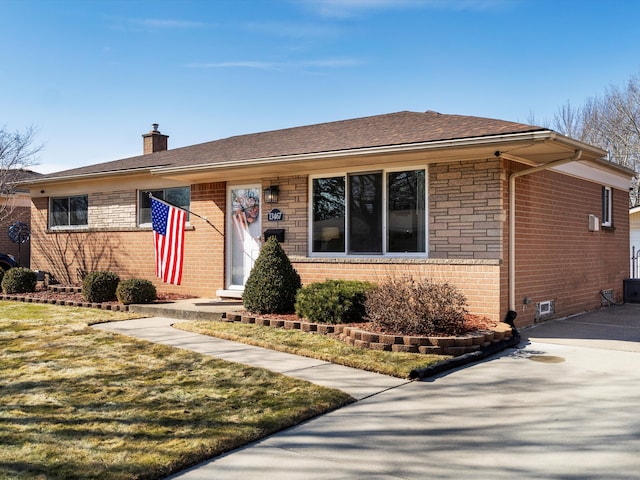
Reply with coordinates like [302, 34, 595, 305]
[29, 163, 630, 328]
[30, 183, 228, 297]
[510, 167, 629, 327]
[291, 258, 502, 321]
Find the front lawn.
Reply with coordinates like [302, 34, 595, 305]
[0, 302, 353, 479]
[175, 320, 448, 378]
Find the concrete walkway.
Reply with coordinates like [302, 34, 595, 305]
[95, 317, 409, 400]
[95, 304, 640, 479]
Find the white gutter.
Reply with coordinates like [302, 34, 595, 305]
[23, 166, 165, 186]
[505, 149, 583, 315]
[152, 130, 555, 176]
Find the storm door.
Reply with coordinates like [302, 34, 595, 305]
[226, 185, 262, 290]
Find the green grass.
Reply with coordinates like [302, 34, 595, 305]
[0, 302, 353, 480]
[175, 320, 449, 378]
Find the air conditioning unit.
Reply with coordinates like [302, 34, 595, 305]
[588, 214, 600, 232]
[624, 279, 640, 303]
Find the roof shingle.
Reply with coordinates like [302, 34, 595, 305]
[41, 111, 543, 180]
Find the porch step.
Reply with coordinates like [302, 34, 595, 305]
[216, 289, 243, 299]
[128, 298, 242, 322]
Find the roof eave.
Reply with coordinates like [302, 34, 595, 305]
[151, 130, 557, 176]
[22, 166, 158, 186]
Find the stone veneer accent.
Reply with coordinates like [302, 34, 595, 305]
[88, 190, 137, 228]
[429, 159, 504, 260]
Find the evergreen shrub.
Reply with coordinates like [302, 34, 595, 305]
[243, 236, 302, 314]
[295, 279, 375, 324]
[82, 271, 120, 303]
[116, 279, 157, 305]
[1, 267, 37, 294]
[365, 276, 468, 336]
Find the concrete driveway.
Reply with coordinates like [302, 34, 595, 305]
[170, 304, 640, 479]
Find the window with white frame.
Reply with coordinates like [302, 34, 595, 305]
[311, 168, 426, 255]
[138, 187, 190, 225]
[602, 186, 613, 227]
[49, 195, 88, 228]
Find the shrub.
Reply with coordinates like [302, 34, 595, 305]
[116, 279, 157, 305]
[82, 271, 120, 303]
[365, 276, 468, 336]
[243, 236, 302, 314]
[1, 267, 37, 294]
[0, 268, 5, 286]
[295, 279, 375, 324]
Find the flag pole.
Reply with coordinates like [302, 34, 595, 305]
[146, 192, 223, 235]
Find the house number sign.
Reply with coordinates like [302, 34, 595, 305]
[267, 208, 284, 222]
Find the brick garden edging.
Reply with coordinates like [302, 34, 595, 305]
[0, 294, 129, 311]
[225, 311, 513, 357]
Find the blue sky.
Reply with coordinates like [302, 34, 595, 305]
[2, 0, 640, 173]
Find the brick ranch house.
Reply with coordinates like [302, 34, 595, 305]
[24, 111, 633, 328]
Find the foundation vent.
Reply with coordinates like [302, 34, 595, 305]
[536, 300, 555, 321]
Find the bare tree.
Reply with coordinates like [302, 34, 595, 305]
[553, 100, 582, 139]
[552, 74, 640, 206]
[0, 125, 41, 221]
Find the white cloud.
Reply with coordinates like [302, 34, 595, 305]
[184, 58, 361, 70]
[106, 16, 215, 31]
[243, 20, 341, 38]
[135, 18, 212, 29]
[299, 0, 509, 18]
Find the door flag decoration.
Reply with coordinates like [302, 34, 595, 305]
[151, 197, 186, 285]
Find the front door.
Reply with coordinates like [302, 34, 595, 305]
[227, 185, 262, 290]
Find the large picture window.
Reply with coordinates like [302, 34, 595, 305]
[311, 168, 426, 255]
[49, 195, 88, 228]
[138, 187, 190, 225]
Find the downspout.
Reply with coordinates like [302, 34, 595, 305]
[503, 149, 582, 322]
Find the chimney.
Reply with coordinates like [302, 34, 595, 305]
[142, 123, 169, 154]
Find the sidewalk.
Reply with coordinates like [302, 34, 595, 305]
[94, 316, 409, 400]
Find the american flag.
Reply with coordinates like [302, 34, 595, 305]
[151, 197, 186, 285]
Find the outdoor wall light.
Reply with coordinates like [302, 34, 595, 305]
[264, 185, 279, 203]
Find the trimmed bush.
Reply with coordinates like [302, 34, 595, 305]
[116, 279, 157, 305]
[82, 271, 120, 303]
[1, 267, 37, 294]
[365, 276, 468, 336]
[295, 279, 375, 324]
[243, 236, 302, 314]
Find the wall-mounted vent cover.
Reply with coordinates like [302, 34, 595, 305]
[601, 289, 614, 306]
[536, 300, 555, 320]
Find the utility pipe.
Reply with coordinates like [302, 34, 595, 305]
[504, 149, 582, 316]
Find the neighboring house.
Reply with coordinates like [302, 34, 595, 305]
[631, 206, 640, 278]
[0, 169, 43, 267]
[24, 112, 633, 328]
